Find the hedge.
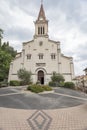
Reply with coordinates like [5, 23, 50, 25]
[49, 81, 64, 87]
[27, 84, 52, 93]
[0, 81, 8, 87]
[9, 80, 20, 86]
[64, 82, 75, 89]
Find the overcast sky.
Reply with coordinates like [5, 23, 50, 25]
[0, 0, 87, 76]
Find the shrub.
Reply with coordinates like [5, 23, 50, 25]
[20, 81, 33, 86]
[0, 81, 8, 87]
[27, 84, 44, 93]
[64, 82, 75, 89]
[20, 81, 25, 86]
[51, 72, 65, 83]
[36, 80, 41, 85]
[9, 80, 20, 86]
[27, 84, 52, 93]
[49, 81, 59, 87]
[59, 82, 65, 87]
[0, 82, 2, 87]
[49, 81, 64, 87]
[17, 68, 32, 85]
[49, 72, 65, 87]
[42, 85, 52, 91]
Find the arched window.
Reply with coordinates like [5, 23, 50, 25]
[38, 26, 45, 35]
[38, 27, 40, 34]
[41, 27, 42, 34]
[43, 27, 44, 34]
[51, 53, 56, 59]
[38, 53, 44, 59]
[27, 54, 31, 59]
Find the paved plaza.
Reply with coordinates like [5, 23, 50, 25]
[0, 86, 87, 130]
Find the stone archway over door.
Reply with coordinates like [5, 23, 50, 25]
[38, 70, 44, 84]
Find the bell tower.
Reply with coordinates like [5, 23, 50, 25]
[34, 1, 48, 38]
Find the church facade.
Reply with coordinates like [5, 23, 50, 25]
[8, 3, 75, 85]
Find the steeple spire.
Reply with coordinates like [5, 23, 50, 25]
[34, 2, 48, 38]
[37, 1, 46, 21]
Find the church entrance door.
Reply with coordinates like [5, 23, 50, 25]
[38, 70, 44, 84]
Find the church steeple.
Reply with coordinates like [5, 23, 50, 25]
[34, 2, 48, 38]
[37, 3, 46, 21]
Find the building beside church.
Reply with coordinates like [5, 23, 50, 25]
[84, 68, 87, 75]
[8, 3, 75, 84]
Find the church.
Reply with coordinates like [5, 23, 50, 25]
[8, 3, 75, 85]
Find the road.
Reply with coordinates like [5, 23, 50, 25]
[0, 86, 87, 109]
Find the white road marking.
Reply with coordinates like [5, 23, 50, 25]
[0, 92, 24, 97]
[54, 92, 87, 101]
[0, 90, 87, 101]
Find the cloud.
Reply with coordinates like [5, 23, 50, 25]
[0, 0, 35, 51]
[5, 26, 32, 41]
[0, 0, 87, 76]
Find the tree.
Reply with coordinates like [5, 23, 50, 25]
[0, 29, 3, 47]
[0, 29, 17, 82]
[51, 72, 65, 83]
[0, 50, 12, 81]
[17, 68, 32, 85]
[1, 41, 17, 58]
[49, 72, 65, 87]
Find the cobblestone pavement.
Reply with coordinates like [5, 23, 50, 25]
[0, 104, 87, 130]
[0, 87, 87, 130]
